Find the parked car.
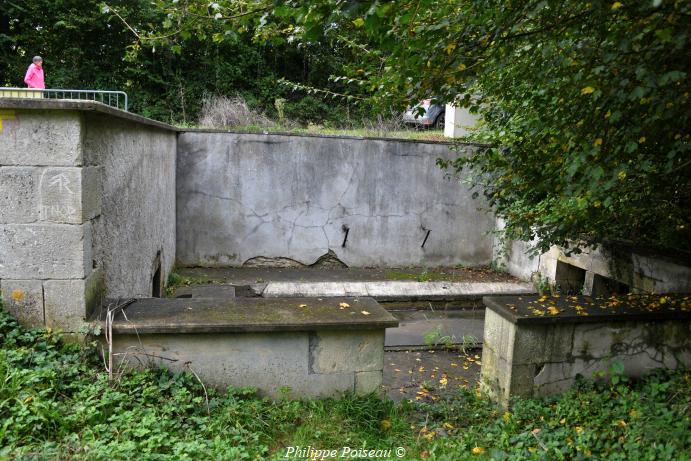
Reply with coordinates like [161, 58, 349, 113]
[403, 98, 445, 129]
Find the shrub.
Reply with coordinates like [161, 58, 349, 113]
[198, 95, 276, 129]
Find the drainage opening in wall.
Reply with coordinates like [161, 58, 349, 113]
[591, 274, 629, 297]
[152, 253, 162, 298]
[554, 261, 586, 294]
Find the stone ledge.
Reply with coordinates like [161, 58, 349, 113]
[484, 294, 691, 325]
[92, 296, 398, 334]
[263, 281, 535, 300]
[0, 98, 176, 132]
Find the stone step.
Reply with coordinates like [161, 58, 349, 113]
[259, 281, 535, 302]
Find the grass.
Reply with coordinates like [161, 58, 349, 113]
[0, 308, 689, 460]
[185, 122, 450, 142]
[164, 272, 215, 297]
[386, 265, 508, 283]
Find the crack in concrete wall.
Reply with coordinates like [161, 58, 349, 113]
[242, 250, 347, 268]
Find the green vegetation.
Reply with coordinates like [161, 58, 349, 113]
[386, 269, 455, 283]
[0, 0, 364, 125]
[7, 1, 687, 252]
[423, 326, 478, 355]
[386, 266, 508, 283]
[164, 271, 214, 297]
[1, 309, 689, 460]
[133, 0, 690, 254]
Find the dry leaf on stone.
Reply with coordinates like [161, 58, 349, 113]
[361, 310, 371, 315]
[339, 302, 350, 309]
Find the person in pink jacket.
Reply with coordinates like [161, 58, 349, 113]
[24, 56, 45, 89]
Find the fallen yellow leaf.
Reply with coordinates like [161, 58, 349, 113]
[339, 302, 350, 309]
[581, 86, 595, 95]
[471, 446, 485, 455]
[361, 310, 371, 315]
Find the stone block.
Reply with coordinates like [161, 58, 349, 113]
[0, 110, 83, 166]
[0, 223, 92, 279]
[39, 167, 101, 223]
[309, 330, 384, 374]
[482, 309, 516, 361]
[0, 279, 43, 327]
[508, 364, 536, 399]
[355, 370, 383, 395]
[0, 167, 39, 223]
[572, 322, 646, 360]
[44, 268, 103, 332]
[513, 323, 574, 365]
[81, 167, 102, 220]
[534, 362, 576, 395]
[110, 332, 357, 398]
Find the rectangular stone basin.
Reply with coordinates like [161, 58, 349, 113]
[480, 294, 691, 407]
[93, 297, 397, 398]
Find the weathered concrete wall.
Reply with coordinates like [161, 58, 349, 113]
[496, 235, 691, 294]
[111, 329, 385, 398]
[176, 132, 494, 268]
[0, 101, 176, 330]
[84, 113, 176, 298]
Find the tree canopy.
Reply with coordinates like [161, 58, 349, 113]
[130, 0, 690, 253]
[0, 0, 358, 123]
[4, 0, 690, 253]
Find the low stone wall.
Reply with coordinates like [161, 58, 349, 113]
[480, 295, 691, 407]
[99, 296, 396, 397]
[176, 131, 494, 268]
[495, 226, 691, 294]
[113, 330, 384, 398]
[0, 100, 176, 331]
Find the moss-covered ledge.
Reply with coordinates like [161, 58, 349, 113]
[480, 294, 691, 407]
[92, 296, 397, 333]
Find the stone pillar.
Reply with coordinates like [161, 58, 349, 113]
[0, 109, 102, 331]
[443, 104, 479, 138]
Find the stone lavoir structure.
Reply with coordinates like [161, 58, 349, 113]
[1, 98, 689, 400]
[0, 99, 492, 334]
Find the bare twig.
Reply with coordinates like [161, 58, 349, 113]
[532, 431, 549, 452]
[185, 362, 211, 416]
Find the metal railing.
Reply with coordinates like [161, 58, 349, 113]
[0, 88, 128, 111]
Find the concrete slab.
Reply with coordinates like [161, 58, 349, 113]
[484, 293, 691, 325]
[263, 281, 534, 300]
[93, 296, 398, 333]
[384, 349, 482, 402]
